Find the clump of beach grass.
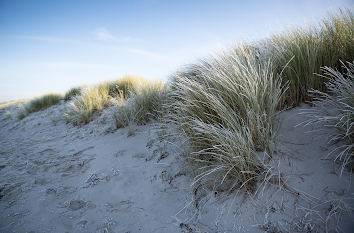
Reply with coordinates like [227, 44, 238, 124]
[18, 93, 62, 119]
[113, 81, 168, 128]
[64, 75, 166, 126]
[64, 83, 111, 125]
[107, 75, 147, 98]
[113, 103, 135, 129]
[267, 9, 353, 107]
[64, 87, 82, 101]
[63, 76, 143, 125]
[164, 45, 286, 191]
[130, 81, 168, 124]
[302, 61, 354, 174]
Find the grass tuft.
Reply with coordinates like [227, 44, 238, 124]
[302, 61, 354, 174]
[63, 83, 111, 125]
[107, 75, 147, 98]
[267, 9, 353, 107]
[113, 81, 168, 128]
[163, 45, 286, 191]
[64, 87, 82, 101]
[18, 93, 62, 119]
[64, 76, 164, 126]
[130, 81, 168, 125]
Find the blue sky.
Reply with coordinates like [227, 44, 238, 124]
[0, 0, 353, 101]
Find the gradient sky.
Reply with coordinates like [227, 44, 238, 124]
[0, 0, 353, 102]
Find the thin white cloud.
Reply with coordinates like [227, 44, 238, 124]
[118, 36, 143, 43]
[6, 30, 142, 45]
[94, 27, 114, 41]
[93, 27, 142, 42]
[128, 48, 166, 59]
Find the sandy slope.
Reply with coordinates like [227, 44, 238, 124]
[0, 102, 353, 233]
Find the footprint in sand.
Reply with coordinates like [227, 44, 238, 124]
[69, 200, 86, 211]
[57, 158, 94, 176]
[113, 149, 126, 158]
[72, 146, 95, 157]
[132, 152, 145, 159]
[46, 188, 56, 194]
[38, 148, 58, 156]
[26, 166, 39, 175]
[68, 200, 96, 211]
[105, 200, 134, 212]
[34, 177, 48, 185]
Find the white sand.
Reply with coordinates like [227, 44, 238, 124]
[0, 102, 353, 232]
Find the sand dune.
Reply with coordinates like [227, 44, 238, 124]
[0, 102, 353, 232]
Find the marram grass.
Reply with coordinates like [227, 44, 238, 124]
[130, 81, 168, 124]
[267, 9, 353, 107]
[302, 61, 354, 174]
[113, 81, 168, 128]
[164, 45, 286, 191]
[64, 75, 144, 125]
[64, 87, 82, 101]
[64, 75, 166, 126]
[18, 93, 62, 119]
[64, 83, 111, 125]
[107, 75, 148, 98]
